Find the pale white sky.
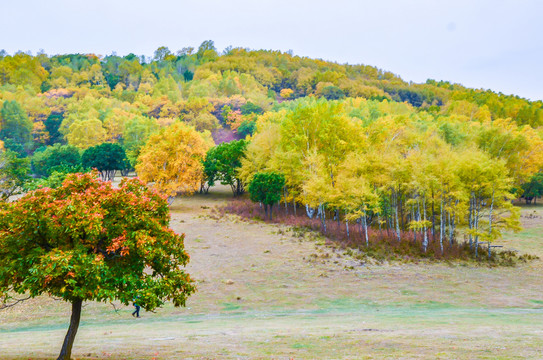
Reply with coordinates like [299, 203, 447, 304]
[1, 0, 542, 100]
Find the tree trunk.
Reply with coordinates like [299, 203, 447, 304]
[439, 196, 444, 255]
[448, 203, 452, 246]
[412, 203, 417, 243]
[284, 187, 288, 215]
[306, 205, 315, 218]
[320, 204, 327, 234]
[363, 209, 369, 247]
[269, 204, 273, 220]
[488, 190, 495, 241]
[431, 189, 436, 240]
[422, 194, 428, 252]
[468, 193, 473, 249]
[474, 197, 480, 258]
[416, 198, 421, 243]
[450, 200, 458, 245]
[399, 188, 404, 229]
[57, 299, 83, 360]
[394, 192, 401, 242]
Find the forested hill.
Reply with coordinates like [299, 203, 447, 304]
[0, 40, 542, 160]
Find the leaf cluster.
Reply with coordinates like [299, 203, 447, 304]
[0, 172, 195, 309]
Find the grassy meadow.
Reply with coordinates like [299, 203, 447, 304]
[1, 185, 542, 359]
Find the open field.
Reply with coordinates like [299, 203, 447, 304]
[1, 186, 543, 359]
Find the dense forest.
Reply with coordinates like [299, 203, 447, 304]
[1, 40, 543, 252]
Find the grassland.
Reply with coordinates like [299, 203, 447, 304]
[1, 186, 542, 359]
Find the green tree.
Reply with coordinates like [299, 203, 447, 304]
[240, 102, 264, 115]
[122, 115, 158, 167]
[248, 172, 285, 220]
[521, 172, 543, 204]
[0, 100, 33, 156]
[0, 173, 195, 359]
[196, 40, 218, 62]
[153, 46, 172, 62]
[203, 139, 248, 196]
[81, 143, 128, 181]
[31, 144, 81, 177]
[44, 113, 65, 145]
[0, 150, 30, 200]
[237, 120, 256, 138]
[320, 86, 345, 100]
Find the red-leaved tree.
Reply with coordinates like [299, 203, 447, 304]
[0, 172, 195, 360]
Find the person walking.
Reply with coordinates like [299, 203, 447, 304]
[132, 298, 140, 318]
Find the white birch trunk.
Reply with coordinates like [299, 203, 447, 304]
[422, 195, 428, 252]
[439, 196, 444, 255]
[363, 208, 369, 247]
[394, 191, 401, 242]
[306, 205, 315, 219]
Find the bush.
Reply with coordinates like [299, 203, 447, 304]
[31, 144, 81, 177]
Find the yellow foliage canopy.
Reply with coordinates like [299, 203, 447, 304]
[135, 122, 213, 198]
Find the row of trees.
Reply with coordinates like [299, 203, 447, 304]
[238, 98, 543, 252]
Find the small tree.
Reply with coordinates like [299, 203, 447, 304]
[135, 122, 212, 199]
[237, 120, 256, 138]
[248, 172, 285, 220]
[280, 88, 294, 99]
[82, 143, 128, 181]
[203, 139, 248, 196]
[320, 86, 345, 100]
[0, 100, 33, 156]
[521, 172, 543, 204]
[31, 143, 81, 177]
[0, 173, 195, 360]
[0, 149, 30, 200]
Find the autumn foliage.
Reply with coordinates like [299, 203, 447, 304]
[0, 172, 195, 358]
[135, 122, 213, 198]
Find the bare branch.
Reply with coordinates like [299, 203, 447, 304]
[110, 302, 121, 314]
[0, 296, 31, 310]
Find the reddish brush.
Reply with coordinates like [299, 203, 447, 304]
[215, 198, 527, 264]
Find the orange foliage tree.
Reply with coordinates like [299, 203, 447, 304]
[0, 172, 195, 359]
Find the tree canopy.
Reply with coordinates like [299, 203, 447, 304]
[81, 143, 128, 181]
[248, 172, 285, 220]
[202, 139, 248, 195]
[135, 122, 212, 198]
[0, 100, 33, 156]
[0, 149, 30, 200]
[0, 172, 195, 359]
[31, 143, 81, 177]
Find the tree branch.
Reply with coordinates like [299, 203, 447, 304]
[0, 295, 31, 310]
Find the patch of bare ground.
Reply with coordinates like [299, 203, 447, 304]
[1, 186, 542, 359]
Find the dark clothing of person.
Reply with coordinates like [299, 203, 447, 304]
[132, 303, 140, 317]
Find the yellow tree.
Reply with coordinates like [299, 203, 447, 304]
[456, 147, 520, 256]
[135, 123, 212, 199]
[334, 152, 380, 245]
[238, 111, 285, 184]
[65, 118, 107, 149]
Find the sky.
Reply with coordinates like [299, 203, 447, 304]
[1, 0, 542, 100]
